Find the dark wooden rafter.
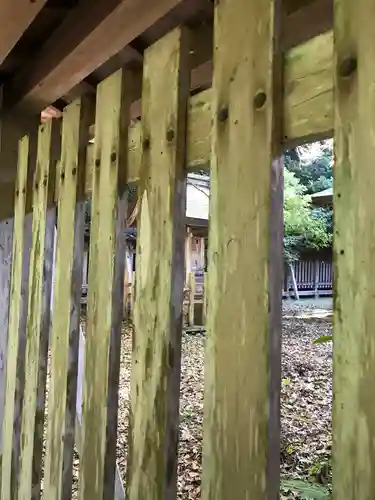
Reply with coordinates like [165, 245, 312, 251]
[0, 0, 333, 116]
[281, 0, 333, 49]
[4, 0, 200, 113]
[0, 0, 47, 67]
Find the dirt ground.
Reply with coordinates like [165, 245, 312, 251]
[113, 300, 332, 498]
[69, 300, 333, 498]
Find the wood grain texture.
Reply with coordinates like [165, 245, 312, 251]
[333, 1, 375, 498]
[188, 273, 196, 326]
[7, 0, 185, 113]
[284, 30, 333, 145]
[17, 119, 60, 500]
[126, 26, 189, 500]
[0, 219, 13, 473]
[0, 30, 335, 223]
[82, 30, 334, 192]
[1, 136, 30, 500]
[10, 215, 32, 498]
[75, 325, 126, 500]
[78, 68, 131, 500]
[0, 0, 46, 66]
[43, 98, 90, 500]
[201, 0, 283, 499]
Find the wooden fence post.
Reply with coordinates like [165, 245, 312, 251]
[314, 260, 320, 298]
[43, 97, 91, 500]
[1, 136, 32, 500]
[0, 218, 13, 484]
[203, 271, 208, 325]
[126, 26, 190, 500]
[188, 272, 196, 326]
[17, 118, 60, 500]
[78, 68, 131, 500]
[333, 1, 375, 498]
[201, 0, 283, 498]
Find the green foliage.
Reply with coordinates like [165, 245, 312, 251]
[281, 480, 331, 499]
[285, 140, 333, 195]
[284, 169, 332, 261]
[312, 335, 333, 345]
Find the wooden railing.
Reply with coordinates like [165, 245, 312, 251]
[284, 259, 333, 298]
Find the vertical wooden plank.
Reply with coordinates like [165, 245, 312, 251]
[75, 326, 126, 500]
[10, 214, 32, 498]
[17, 119, 60, 500]
[333, 1, 375, 498]
[1, 136, 30, 500]
[78, 68, 131, 500]
[185, 229, 192, 285]
[203, 271, 208, 325]
[43, 98, 90, 500]
[188, 272, 196, 326]
[314, 260, 320, 298]
[126, 26, 190, 500]
[0, 219, 14, 473]
[201, 0, 283, 499]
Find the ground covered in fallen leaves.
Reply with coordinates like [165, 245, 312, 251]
[67, 300, 332, 498]
[112, 300, 333, 499]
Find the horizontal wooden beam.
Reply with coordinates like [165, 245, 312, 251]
[82, 30, 334, 191]
[5, 0, 332, 116]
[6, 0, 187, 113]
[0, 30, 334, 221]
[0, 0, 46, 66]
[281, 0, 332, 50]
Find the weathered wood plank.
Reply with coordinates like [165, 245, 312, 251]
[7, 0, 186, 113]
[43, 98, 90, 500]
[10, 215, 32, 498]
[333, 1, 375, 498]
[201, 0, 283, 499]
[126, 26, 189, 500]
[17, 119, 60, 500]
[83, 30, 334, 190]
[0, 219, 14, 465]
[75, 324, 126, 500]
[78, 67, 131, 500]
[188, 273, 196, 327]
[0, 0, 46, 66]
[284, 30, 333, 145]
[1, 136, 30, 500]
[0, 29, 335, 223]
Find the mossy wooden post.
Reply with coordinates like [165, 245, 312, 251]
[78, 68, 131, 500]
[333, 1, 375, 498]
[43, 98, 90, 500]
[201, 0, 283, 499]
[126, 27, 189, 500]
[17, 119, 60, 500]
[9, 215, 32, 497]
[1, 136, 30, 500]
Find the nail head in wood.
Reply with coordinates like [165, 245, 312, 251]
[166, 129, 175, 142]
[254, 91, 267, 110]
[218, 106, 229, 123]
[143, 137, 151, 150]
[339, 57, 357, 78]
